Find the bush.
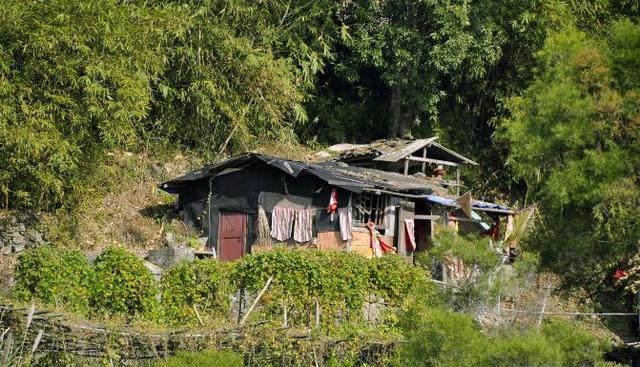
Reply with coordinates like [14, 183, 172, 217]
[161, 259, 233, 324]
[396, 307, 488, 366]
[540, 319, 610, 366]
[429, 229, 499, 270]
[232, 249, 431, 326]
[91, 247, 158, 318]
[154, 350, 242, 367]
[13, 245, 93, 313]
[369, 254, 428, 303]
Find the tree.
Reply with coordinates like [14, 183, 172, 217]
[496, 20, 640, 271]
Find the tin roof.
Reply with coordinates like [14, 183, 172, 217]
[160, 153, 445, 195]
[334, 138, 478, 166]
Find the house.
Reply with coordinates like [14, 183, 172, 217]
[159, 139, 514, 262]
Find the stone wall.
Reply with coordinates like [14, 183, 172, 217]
[0, 215, 48, 255]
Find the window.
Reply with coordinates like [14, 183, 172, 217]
[352, 192, 388, 227]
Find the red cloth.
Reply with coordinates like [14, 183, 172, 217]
[379, 238, 396, 254]
[327, 187, 338, 213]
[614, 269, 627, 281]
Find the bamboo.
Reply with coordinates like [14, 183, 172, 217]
[240, 276, 273, 325]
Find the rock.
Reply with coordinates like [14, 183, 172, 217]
[313, 151, 331, 160]
[143, 261, 164, 282]
[2, 245, 11, 256]
[16, 223, 26, 233]
[146, 246, 195, 268]
[86, 254, 98, 264]
[12, 243, 25, 253]
[10, 233, 26, 246]
[164, 232, 177, 247]
[196, 237, 208, 247]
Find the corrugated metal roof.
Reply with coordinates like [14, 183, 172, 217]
[336, 138, 478, 165]
[160, 153, 442, 195]
[373, 138, 438, 162]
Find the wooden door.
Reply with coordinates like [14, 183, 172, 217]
[218, 212, 246, 262]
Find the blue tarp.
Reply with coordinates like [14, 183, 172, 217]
[424, 194, 512, 214]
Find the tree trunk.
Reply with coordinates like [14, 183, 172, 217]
[388, 86, 402, 137]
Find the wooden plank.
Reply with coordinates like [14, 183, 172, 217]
[403, 158, 409, 175]
[351, 231, 373, 258]
[421, 147, 427, 173]
[407, 156, 459, 167]
[317, 231, 347, 251]
[414, 214, 442, 220]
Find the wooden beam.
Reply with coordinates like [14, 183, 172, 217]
[414, 214, 442, 221]
[421, 147, 427, 173]
[403, 158, 409, 175]
[407, 156, 459, 167]
[456, 167, 461, 196]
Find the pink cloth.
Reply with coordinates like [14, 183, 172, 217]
[293, 208, 313, 243]
[270, 207, 294, 241]
[404, 219, 416, 251]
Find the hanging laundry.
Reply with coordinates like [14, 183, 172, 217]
[293, 208, 313, 243]
[270, 207, 294, 242]
[338, 207, 352, 241]
[327, 187, 338, 221]
[404, 218, 416, 251]
[366, 221, 396, 257]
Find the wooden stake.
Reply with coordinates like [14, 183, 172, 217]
[240, 276, 273, 325]
[283, 300, 288, 328]
[314, 299, 320, 327]
[192, 305, 204, 326]
[536, 287, 552, 332]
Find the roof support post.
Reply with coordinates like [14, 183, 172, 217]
[456, 167, 461, 196]
[404, 157, 410, 175]
[421, 148, 427, 174]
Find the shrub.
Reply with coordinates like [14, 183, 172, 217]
[161, 259, 233, 324]
[540, 319, 610, 366]
[482, 332, 563, 366]
[368, 254, 428, 303]
[396, 307, 488, 367]
[13, 245, 93, 313]
[91, 247, 158, 318]
[154, 350, 242, 367]
[429, 229, 500, 271]
[309, 250, 370, 322]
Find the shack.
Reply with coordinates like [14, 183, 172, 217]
[159, 153, 443, 261]
[159, 139, 515, 264]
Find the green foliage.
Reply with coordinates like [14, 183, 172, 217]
[233, 249, 429, 326]
[161, 259, 232, 324]
[497, 20, 640, 271]
[91, 247, 158, 318]
[13, 245, 93, 313]
[0, 0, 183, 210]
[396, 307, 488, 366]
[368, 255, 427, 302]
[396, 299, 610, 367]
[429, 229, 499, 271]
[154, 350, 242, 367]
[540, 319, 610, 366]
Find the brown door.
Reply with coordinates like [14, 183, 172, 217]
[218, 212, 246, 262]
